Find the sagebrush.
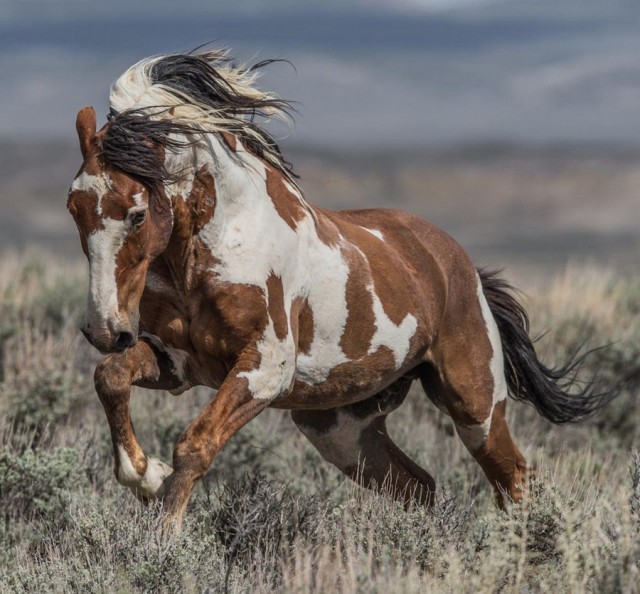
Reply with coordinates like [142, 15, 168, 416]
[0, 255, 639, 593]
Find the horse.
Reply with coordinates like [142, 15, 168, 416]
[67, 49, 614, 529]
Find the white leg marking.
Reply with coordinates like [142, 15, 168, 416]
[116, 444, 143, 487]
[117, 445, 173, 500]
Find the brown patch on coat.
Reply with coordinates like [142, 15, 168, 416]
[76, 106, 97, 159]
[290, 296, 314, 357]
[219, 131, 237, 152]
[189, 281, 270, 367]
[312, 208, 341, 247]
[266, 273, 288, 340]
[190, 167, 217, 233]
[333, 219, 418, 327]
[472, 400, 529, 507]
[339, 252, 376, 360]
[428, 265, 496, 427]
[265, 166, 307, 230]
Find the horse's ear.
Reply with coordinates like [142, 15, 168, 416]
[76, 106, 97, 160]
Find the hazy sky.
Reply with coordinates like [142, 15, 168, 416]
[1, 0, 639, 146]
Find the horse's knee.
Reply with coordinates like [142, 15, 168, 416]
[94, 355, 132, 398]
[172, 437, 210, 480]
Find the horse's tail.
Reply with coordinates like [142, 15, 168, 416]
[478, 268, 617, 423]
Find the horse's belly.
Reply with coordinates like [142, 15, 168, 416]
[273, 347, 415, 409]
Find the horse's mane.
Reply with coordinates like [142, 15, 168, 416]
[101, 49, 296, 192]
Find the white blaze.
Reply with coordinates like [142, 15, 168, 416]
[86, 218, 128, 327]
[72, 171, 128, 329]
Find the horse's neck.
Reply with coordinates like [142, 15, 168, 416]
[161, 133, 304, 290]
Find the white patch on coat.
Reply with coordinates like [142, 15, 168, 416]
[116, 445, 173, 499]
[193, 135, 352, 388]
[294, 244, 351, 383]
[455, 276, 508, 452]
[362, 227, 384, 241]
[132, 192, 145, 206]
[238, 319, 296, 400]
[479, 276, 508, 406]
[297, 410, 366, 470]
[367, 286, 418, 367]
[283, 178, 302, 197]
[164, 137, 196, 201]
[86, 217, 129, 326]
[71, 172, 111, 208]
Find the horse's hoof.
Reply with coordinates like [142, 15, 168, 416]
[130, 458, 173, 504]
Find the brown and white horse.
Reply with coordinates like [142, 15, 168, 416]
[67, 50, 613, 529]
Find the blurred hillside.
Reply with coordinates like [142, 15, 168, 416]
[1, 140, 638, 279]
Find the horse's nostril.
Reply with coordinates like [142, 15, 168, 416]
[80, 327, 93, 344]
[114, 331, 134, 351]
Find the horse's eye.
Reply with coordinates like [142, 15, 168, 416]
[129, 209, 147, 228]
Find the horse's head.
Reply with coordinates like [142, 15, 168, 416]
[67, 107, 173, 353]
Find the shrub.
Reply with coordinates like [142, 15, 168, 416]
[0, 447, 80, 523]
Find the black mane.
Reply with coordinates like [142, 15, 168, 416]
[100, 51, 296, 193]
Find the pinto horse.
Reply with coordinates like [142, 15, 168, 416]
[67, 50, 613, 528]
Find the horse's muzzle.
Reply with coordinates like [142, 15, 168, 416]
[81, 324, 136, 354]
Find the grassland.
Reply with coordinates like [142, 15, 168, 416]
[0, 252, 638, 593]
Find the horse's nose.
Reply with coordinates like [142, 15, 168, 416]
[80, 324, 94, 346]
[113, 331, 134, 352]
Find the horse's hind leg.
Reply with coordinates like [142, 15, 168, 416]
[292, 379, 435, 507]
[425, 274, 530, 507]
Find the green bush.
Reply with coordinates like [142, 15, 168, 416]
[0, 447, 79, 522]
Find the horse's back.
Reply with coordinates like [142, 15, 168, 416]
[327, 206, 479, 295]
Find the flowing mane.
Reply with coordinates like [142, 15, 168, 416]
[101, 49, 296, 191]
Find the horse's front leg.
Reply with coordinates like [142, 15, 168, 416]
[161, 343, 295, 529]
[94, 337, 187, 503]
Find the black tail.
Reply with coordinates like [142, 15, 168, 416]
[478, 269, 618, 423]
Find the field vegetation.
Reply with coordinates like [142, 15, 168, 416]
[0, 253, 639, 593]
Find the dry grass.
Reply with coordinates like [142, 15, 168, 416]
[0, 254, 638, 593]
